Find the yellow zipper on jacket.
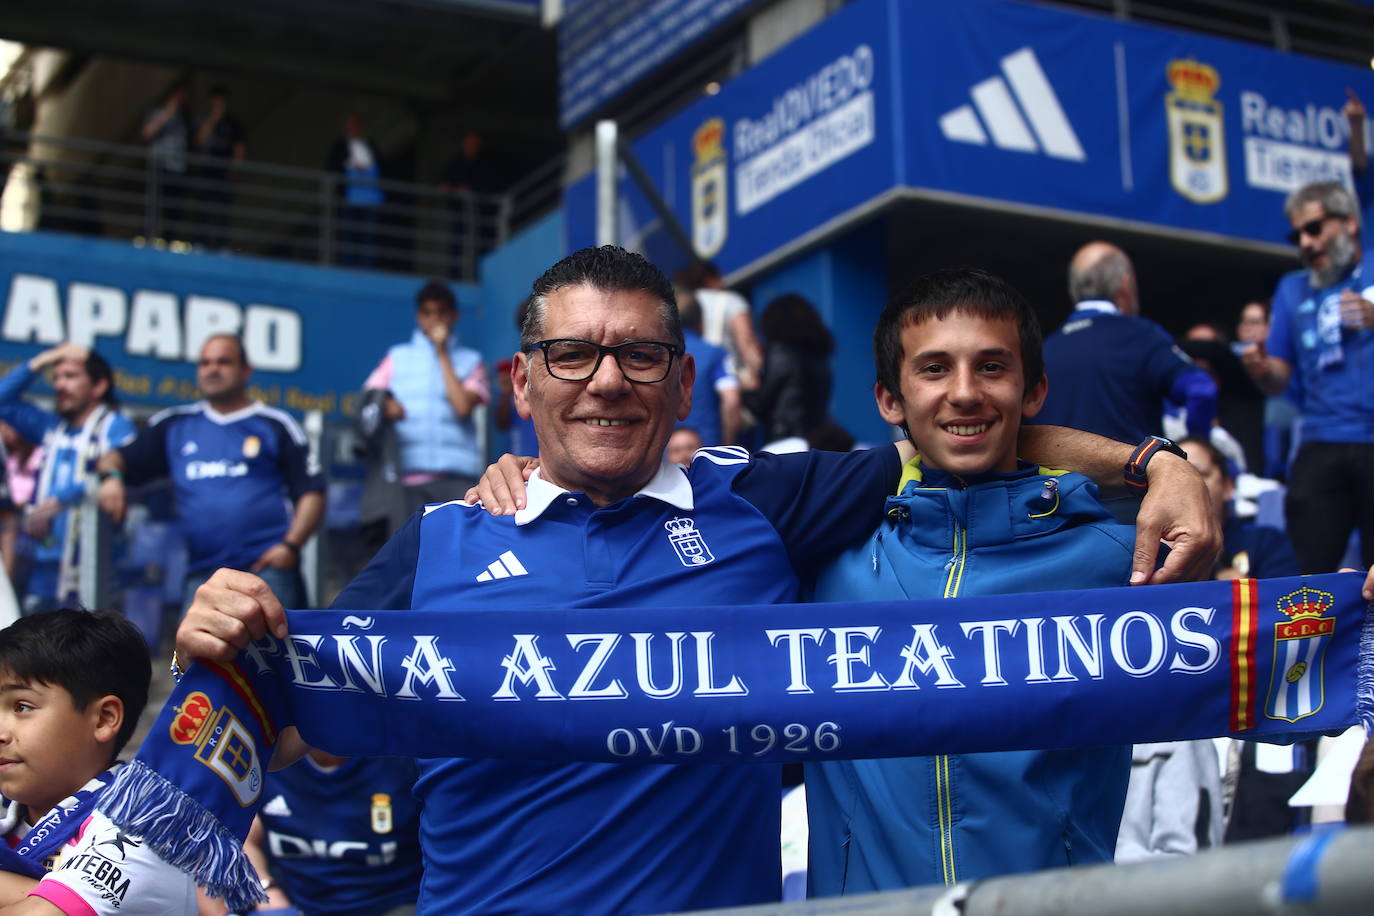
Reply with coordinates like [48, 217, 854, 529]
[936, 523, 968, 885]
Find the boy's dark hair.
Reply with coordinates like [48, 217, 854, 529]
[84, 350, 119, 407]
[874, 267, 1044, 400]
[0, 610, 150, 761]
[523, 246, 682, 349]
[416, 280, 457, 312]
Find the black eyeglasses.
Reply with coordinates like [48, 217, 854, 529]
[1287, 214, 1340, 245]
[530, 338, 681, 383]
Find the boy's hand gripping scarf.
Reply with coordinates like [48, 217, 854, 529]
[100, 573, 1372, 909]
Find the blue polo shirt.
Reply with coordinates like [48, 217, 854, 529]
[118, 402, 323, 572]
[260, 756, 422, 916]
[1267, 255, 1374, 443]
[330, 444, 900, 916]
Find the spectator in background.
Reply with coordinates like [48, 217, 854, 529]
[1038, 241, 1217, 447]
[1179, 435, 1298, 581]
[1234, 301, 1300, 479]
[1177, 435, 1311, 844]
[1242, 182, 1374, 572]
[232, 751, 422, 916]
[0, 344, 134, 614]
[686, 262, 763, 388]
[678, 295, 740, 447]
[192, 84, 245, 251]
[745, 293, 834, 451]
[439, 129, 496, 277]
[1177, 322, 1264, 474]
[665, 426, 702, 466]
[328, 114, 384, 267]
[364, 280, 488, 516]
[0, 419, 40, 593]
[140, 82, 191, 242]
[96, 334, 324, 611]
[492, 297, 538, 459]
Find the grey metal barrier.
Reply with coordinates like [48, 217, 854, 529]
[0, 131, 561, 282]
[663, 825, 1374, 916]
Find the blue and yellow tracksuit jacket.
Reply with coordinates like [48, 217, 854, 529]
[804, 459, 1135, 896]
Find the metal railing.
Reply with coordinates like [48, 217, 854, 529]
[666, 825, 1374, 915]
[0, 131, 563, 281]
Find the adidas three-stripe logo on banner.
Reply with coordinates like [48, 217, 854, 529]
[938, 47, 1085, 161]
[476, 550, 528, 582]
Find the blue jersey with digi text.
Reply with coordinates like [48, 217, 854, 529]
[1037, 308, 1196, 444]
[1267, 255, 1374, 443]
[117, 402, 323, 572]
[260, 756, 422, 916]
[330, 445, 901, 916]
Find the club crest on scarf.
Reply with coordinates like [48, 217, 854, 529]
[169, 689, 263, 806]
[1266, 586, 1336, 723]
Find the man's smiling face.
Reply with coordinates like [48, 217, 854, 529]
[514, 284, 694, 505]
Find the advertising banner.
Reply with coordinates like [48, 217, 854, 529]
[566, 0, 1374, 276]
[0, 232, 474, 419]
[566, 0, 898, 276]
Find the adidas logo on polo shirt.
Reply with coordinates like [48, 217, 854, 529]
[476, 550, 528, 582]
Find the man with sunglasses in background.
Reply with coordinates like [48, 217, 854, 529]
[1243, 181, 1374, 573]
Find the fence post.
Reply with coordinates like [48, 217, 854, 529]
[320, 176, 336, 265]
[78, 488, 114, 611]
[301, 409, 324, 607]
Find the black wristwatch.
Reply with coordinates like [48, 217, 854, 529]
[1123, 435, 1188, 492]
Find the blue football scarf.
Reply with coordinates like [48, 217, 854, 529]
[98, 573, 1372, 910]
[0, 766, 120, 878]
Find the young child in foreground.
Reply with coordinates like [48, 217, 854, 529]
[0, 609, 195, 915]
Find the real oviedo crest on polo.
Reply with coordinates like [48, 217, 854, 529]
[691, 118, 729, 259]
[1266, 586, 1336, 723]
[1166, 59, 1228, 204]
[665, 516, 714, 568]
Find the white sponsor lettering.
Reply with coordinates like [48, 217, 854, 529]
[1244, 137, 1353, 194]
[1, 274, 303, 370]
[1240, 91, 1354, 193]
[736, 91, 875, 214]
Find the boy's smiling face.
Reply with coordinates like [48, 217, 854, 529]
[0, 674, 119, 820]
[875, 310, 1047, 477]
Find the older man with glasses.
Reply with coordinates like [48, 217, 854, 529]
[1243, 181, 1374, 574]
[176, 246, 1220, 916]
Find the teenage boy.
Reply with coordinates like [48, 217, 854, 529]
[0, 610, 195, 914]
[804, 268, 1136, 895]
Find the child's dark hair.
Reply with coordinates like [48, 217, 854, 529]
[874, 267, 1044, 400]
[0, 610, 150, 761]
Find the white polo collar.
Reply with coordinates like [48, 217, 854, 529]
[514, 461, 695, 525]
[1072, 299, 1120, 315]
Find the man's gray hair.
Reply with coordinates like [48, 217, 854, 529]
[1284, 182, 1357, 224]
[520, 246, 683, 350]
[1068, 246, 1132, 304]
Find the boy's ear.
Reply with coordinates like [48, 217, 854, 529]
[873, 380, 907, 428]
[1021, 374, 1049, 419]
[90, 695, 124, 747]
